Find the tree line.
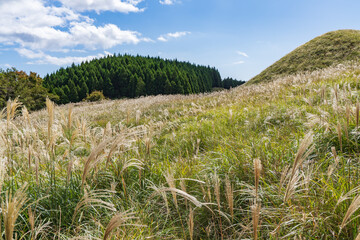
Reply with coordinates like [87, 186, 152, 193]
[0, 55, 245, 111]
[43, 54, 244, 104]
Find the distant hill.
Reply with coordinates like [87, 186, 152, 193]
[248, 29, 360, 84]
[44, 55, 244, 104]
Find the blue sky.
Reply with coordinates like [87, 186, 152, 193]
[1, 0, 360, 81]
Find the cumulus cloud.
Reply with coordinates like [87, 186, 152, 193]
[69, 22, 142, 49]
[236, 51, 249, 57]
[0, 0, 149, 65]
[16, 48, 106, 65]
[58, 0, 144, 13]
[159, 0, 176, 5]
[157, 31, 190, 42]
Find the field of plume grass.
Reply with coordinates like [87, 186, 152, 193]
[2, 62, 360, 239]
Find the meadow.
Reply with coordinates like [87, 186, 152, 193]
[2, 62, 360, 239]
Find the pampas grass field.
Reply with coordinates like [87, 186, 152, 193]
[2, 62, 360, 239]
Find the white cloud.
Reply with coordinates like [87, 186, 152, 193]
[16, 48, 106, 66]
[69, 22, 141, 49]
[233, 61, 245, 65]
[159, 0, 176, 5]
[58, 0, 144, 13]
[236, 51, 249, 58]
[157, 36, 167, 42]
[157, 31, 190, 42]
[0, 0, 146, 53]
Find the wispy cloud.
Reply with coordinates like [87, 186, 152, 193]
[58, 0, 144, 13]
[157, 31, 191, 42]
[236, 51, 249, 58]
[16, 48, 107, 66]
[233, 60, 245, 65]
[159, 0, 178, 5]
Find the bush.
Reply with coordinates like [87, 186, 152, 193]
[84, 91, 105, 102]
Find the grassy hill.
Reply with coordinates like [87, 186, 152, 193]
[248, 29, 360, 84]
[2, 62, 360, 238]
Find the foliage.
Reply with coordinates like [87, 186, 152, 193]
[249, 29, 360, 84]
[85, 90, 106, 102]
[222, 77, 245, 89]
[0, 68, 54, 111]
[44, 55, 224, 104]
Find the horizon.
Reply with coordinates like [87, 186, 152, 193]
[1, 0, 360, 81]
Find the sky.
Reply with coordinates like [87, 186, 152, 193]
[1, 0, 360, 81]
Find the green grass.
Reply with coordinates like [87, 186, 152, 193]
[248, 29, 360, 84]
[2, 63, 360, 238]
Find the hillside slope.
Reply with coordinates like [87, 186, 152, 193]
[248, 29, 360, 84]
[3, 62, 360, 238]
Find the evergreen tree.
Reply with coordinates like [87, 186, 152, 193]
[43, 54, 226, 103]
[78, 80, 89, 100]
[68, 80, 78, 102]
[135, 77, 146, 97]
[128, 74, 137, 98]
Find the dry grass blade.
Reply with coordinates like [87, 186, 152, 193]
[213, 172, 221, 208]
[164, 170, 178, 209]
[337, 185, 360, 206]
[188, 207, 194, 240]
[33, 220, 51, 240]
[82, 138, 110, 185]
[6, 98, 22, 122]
[355, 232, 360, 240]
[284, 170, 302, 203]
[279, 165, 290, 193]
[328, 147, 339, 177]
[46, 98, 54, 145]
[151, 187, 203, 208]
[253, 158, 262, 200]
[340, 195, 360, 232]
[290, 132, 314, 177]
[0, 157, 7, 192]
[103, 210, 137, 240]
[2, 184, 28, 240]
[336, 122, 342, 152]
[105, 136, 125, 167]
[357, 101, 359, 129]
[135, 110, 141, 125]
[150, 185, 170, 215]
[68, 105, 73, 130]
[251, 203, 261, 240]
[72, 189, 116, 224]
[225, 176, 234, 221]
[284, 132, 314, 203]
[22, 106, 30, 126]
[28, 208, 35, 235]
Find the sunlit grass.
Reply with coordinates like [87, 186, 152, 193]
[1, 62, 360, 238]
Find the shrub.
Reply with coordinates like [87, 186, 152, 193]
[85, 91, 105, 102]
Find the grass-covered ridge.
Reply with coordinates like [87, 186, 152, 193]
[3, 63, 360, 238]
[248, 29, 360, 84]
